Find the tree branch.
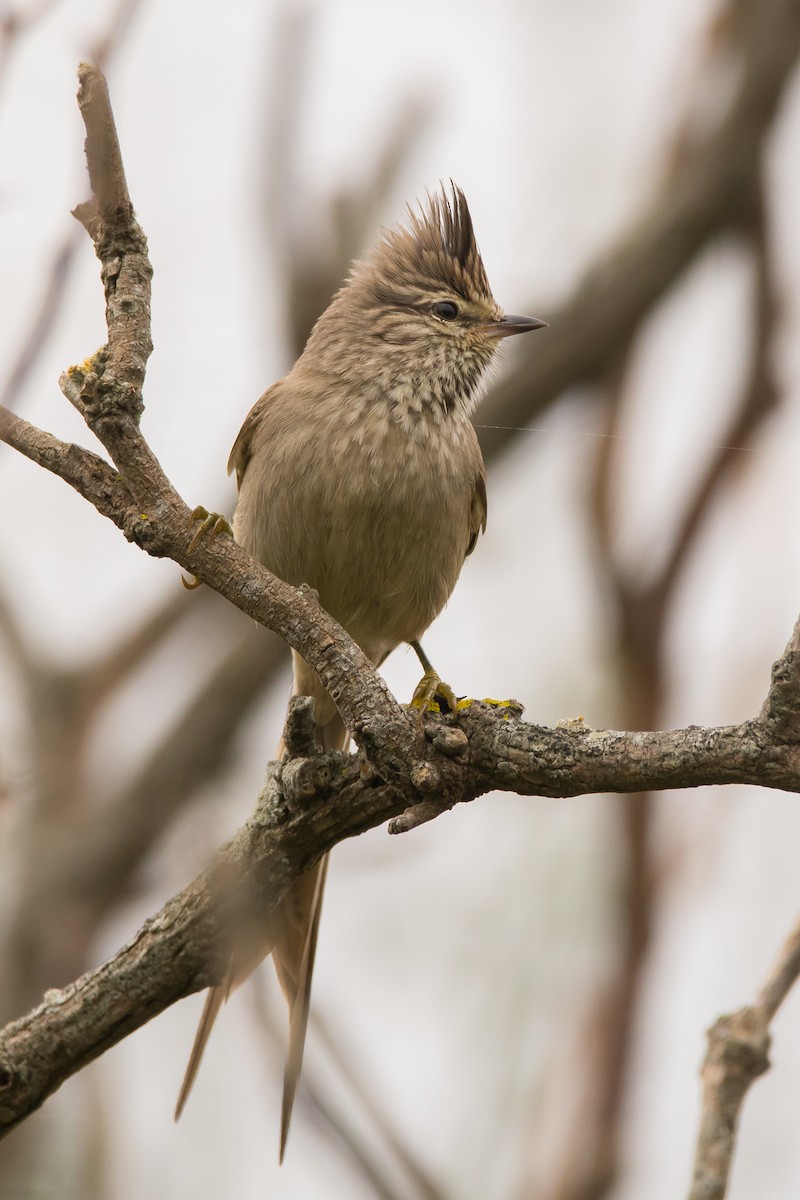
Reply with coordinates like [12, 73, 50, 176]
[1, 64, 418, 785]
[1, 684, 800, 1137]
[0, 409, 131, 528]
[689, 914, 800, 1200]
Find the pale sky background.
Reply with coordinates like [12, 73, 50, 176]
[3, 1, 800, 1198]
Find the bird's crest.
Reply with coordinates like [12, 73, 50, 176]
[360, 182, 494, 306]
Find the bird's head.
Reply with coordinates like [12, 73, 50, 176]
[299, 184, 546, 416]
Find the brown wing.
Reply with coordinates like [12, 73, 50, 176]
[465, 464, 487, 558]
[227, 380, 283, 488]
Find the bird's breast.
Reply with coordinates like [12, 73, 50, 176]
[234, 390, 482, 660]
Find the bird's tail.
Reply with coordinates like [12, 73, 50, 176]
[274, 667, 347, 1162]
[175, 650, 348, 1164]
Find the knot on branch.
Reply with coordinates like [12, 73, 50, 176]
[410, 761, 442, 794]
[702, 1007, 770, 1089]
[388, 800, 447, 834]
[282, 696, 319, 759]
[276, 696, 336, 810]
[61, 353, 144, 433]
[760, 651, 800, 743]
[428, 724, 469, 757]
[280, 757, 336, 809]
[385, 711, 478, 833]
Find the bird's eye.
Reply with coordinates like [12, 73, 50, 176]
[432, 301, 459, 321]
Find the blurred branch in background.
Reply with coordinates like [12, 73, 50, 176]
[0, 0, 60, 102]
[0, 0, 147, 414]
[0, 226, 81, 412]
[542, 183, 780, 1200]
[258, 5, 434, 359]
[516, 3, 792, 1197]
[478, 0, 796, 460]
[250, 975, 453, 1200]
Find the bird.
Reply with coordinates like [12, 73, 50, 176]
[175, 183, 546, 1158]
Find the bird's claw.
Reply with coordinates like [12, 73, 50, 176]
[188, 505, 232, 550]
[409, 668, 460, 716]
[182, 506, 233, 590]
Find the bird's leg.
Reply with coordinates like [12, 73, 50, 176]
[182, 505, 233, 590]
[408, 640, 460, 714]
[408, 641, 525, 719]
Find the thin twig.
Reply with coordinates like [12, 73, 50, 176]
[312, 1010, 452, 1200]
[689, 914, 800, 1200]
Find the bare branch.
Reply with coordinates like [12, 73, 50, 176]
[553, 168, 782, 1200]
[2, 698, 800, 1137]
[250, 981, 450, 1200]
[1, 65, 415, 782]
[689, 914, 800, 1200]
[89, 0, 144, 71]
[3, 381, 414, 777]
[310, 1009, 453, 1200]
[759, 614, 800, 741]
[758, 921, 800, 1022]
[0, 0, 61, 102]
[0, 409, 131, 528]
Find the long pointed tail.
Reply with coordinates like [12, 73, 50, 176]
[175, 652, 349, 1162]
[174, 984, 227, 1121]
[275, 686, 348, 1159]
[277, 852, 329, 1161]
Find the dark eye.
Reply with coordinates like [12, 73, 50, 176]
[432, 301, 459, 321]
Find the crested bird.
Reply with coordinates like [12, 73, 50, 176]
[176, 183, 546, 1158]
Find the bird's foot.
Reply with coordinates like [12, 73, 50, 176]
[188, 505, 233, 549]
[406, 640, 461, 715]
[409, 669, 460, 715]
[182, 506, 233, 590]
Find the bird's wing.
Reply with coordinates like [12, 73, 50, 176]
[227, 379, 284, 489]
[465, 462, 487, 558]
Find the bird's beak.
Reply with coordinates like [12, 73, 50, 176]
[487, 314, 548, 339]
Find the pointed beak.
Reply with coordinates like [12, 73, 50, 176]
[487, 313, 549, 339]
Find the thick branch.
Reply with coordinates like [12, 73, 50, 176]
[1, 689, 800, 1135]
